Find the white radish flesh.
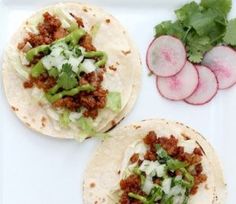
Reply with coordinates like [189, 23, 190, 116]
[185, 65, 218, 105]
[146, 35, 186, 77]
[156, 61, 199, 101]
[202, 46, 236, 89]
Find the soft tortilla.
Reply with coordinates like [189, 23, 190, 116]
[83, 119, 226, 204]
[2, 3, 141, 139]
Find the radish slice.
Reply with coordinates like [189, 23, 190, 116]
[185, 65, 218, 105]
[156, 61, 199, 101]
[146, 35, 186, 77]
[202, 46, 236, 89]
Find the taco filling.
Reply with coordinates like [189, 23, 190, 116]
[117, 131, 207, 204]
[17, 12, 121, 135]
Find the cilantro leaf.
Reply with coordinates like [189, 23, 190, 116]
[57, 63, 78, 90]
[155, 21, 187, 41]
[186, 34, 212, 63]
[48, 67, 59, 78]
[155, 21, 173, 36]
[223, 18, 236, 46]
[189, 9, 218, 36]
[175, 2, 201, 26]
[200, 0, 232, 17]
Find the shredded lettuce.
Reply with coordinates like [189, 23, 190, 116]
[73, 116, 110, 141]
[106, 92, 121, 112]
[59, 109, 70, 127]
[77, 117, 95, 136]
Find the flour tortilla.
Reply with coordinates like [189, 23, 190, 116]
[2, 3, 141, 139]
[83, 119, 226, 204]
[100, 42, 142, 133]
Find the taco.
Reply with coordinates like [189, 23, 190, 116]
[83, 119, 226, 204]
[2, 3, 141, 140]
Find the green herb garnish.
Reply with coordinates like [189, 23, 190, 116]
[57, 63, 78, 90]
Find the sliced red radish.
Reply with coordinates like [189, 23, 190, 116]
[156, 61, 199, 101]
[202, 46, 236, 89]
[146, 35, 186, 77]
[185, 65, 218, 105]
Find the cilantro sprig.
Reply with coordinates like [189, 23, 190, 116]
[155, 0, 236, 63]
[57, 63, 78, 90]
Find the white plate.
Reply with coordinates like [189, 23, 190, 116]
[0, 0, 235, 203]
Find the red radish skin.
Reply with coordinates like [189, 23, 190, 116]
[146, 35, 187, 77]
[156, 61, 199, 101]
[185, 65, 218, 105]
[202, 46, 236, 89]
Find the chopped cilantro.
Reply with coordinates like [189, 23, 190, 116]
[48, 67, 59, 78]
[74, 46, 82, 56]
[57, 63, 78, 90]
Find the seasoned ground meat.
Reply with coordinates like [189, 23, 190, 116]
[79, 34, 96, 51]
[143, 131, 157, 145]
[142, 131, 207, 195]
[52, 71, 107, 119]
[23, 74, 56, 91]
[23, 80, 34, 89]
[120, 175, 145, 204]
[191, 174, 207, 195]
[18, 12, 83, 50]
[144, 150, 157, 161]
[53, 27, 69, 40]
[120, 192, 142, 204]
[48, 85, 107, 119]
[194, 147, 203, 156]
[18, 12, 65, 49]
[195, 163, 203, 175]
[130, 153, 139, 164]
[78, 87, 107, 119]
[157, 135, 179, 156]
[53, 97, 79, 110]
[120, 175, 141, 193]
[79, 70, 104, 88]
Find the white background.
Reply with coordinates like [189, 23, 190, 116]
[0, 0, 235, 203]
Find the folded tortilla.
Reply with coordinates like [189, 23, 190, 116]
[2, 3, 141, 139]
[83, 119, 226, 204]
